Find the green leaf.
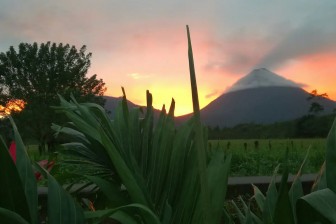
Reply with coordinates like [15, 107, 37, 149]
[207, 151, 231, 224]
[58, 97, 150, 207]
[85, 175, 129, 207]
[231, 200, 246, 224]
[85, 203, 161, 224]
[297, 188, 336, 223]
[35, 163, 85, 224]
[262, 164, 279, 223]
[222, 208, 235, 224]
[288, 148, 309, 223]
[162, 201, 172, 224]
[9, 117, 38, 224]
[326, 117, 336, 192]
[0, 140, 31, 223]
[252, 184, 265, 212]
[0, 207, 30, 224]
[311, 161, 327, 192]
[110, 210, 138, 224]
[273, 166, 295, 224]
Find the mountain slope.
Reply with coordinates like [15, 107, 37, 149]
[201, 87, 335, 127]
[175, 68, 336, 127]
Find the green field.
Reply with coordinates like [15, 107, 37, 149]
[210, 138, 325, 176]
[26, 138, 326, 177]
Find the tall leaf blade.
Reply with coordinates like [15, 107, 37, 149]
[326, 117, 336, 192]
[273, 167, 295, 224]
[0, 137, 31, 223]
[186, 25, 209, 224]
[311, 161, 327, 191]
[252, 184, 265, 212]
[262, 164, 279, 223]
[288, 148, 309, 223]
[9, 117, 38, 224]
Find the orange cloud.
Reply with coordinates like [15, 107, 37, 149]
[277, 52, 336, 100]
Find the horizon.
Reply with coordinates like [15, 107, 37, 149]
[1, 1, 336, 115]
[105, 69, 336, 117]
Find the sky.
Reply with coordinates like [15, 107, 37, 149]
[1, 0, 336, 115]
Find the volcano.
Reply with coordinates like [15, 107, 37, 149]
[176, 68, 336, 127]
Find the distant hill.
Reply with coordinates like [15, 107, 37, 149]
[176, 69, 336, 127]
[103, 96, 138, 118]
[103, 96, 161, 120]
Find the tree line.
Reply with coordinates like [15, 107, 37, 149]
[0, 42, 106, 153]
[208, 113, 336, 140]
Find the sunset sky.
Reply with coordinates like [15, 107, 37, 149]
[1, 1, 335, 115]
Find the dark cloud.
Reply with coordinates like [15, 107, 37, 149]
[203, 35, 273, 75]
[256, 4, 336, 69]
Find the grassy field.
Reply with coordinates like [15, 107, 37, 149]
[26, 138, 326, 177]
[210, 138, 325, 176]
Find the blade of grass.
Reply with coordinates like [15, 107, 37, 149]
[186, 24, 209, 224]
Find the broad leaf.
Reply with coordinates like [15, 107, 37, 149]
[9, 117, 38, 224]
[0, 138, 31, 223]
[35, 164, 85, 224]
[297, 188, 336, 223]
[0, 207, 30, 224]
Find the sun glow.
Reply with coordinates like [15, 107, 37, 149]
[0, 99, 26, 118]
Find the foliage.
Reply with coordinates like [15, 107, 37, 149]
[50, 26, 231, 223]
[0, 117, 84, 224]
[0, 42, 106, 152]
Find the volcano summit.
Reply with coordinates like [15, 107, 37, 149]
[226, 68, 302, 93]
[177, 68, 336, 127]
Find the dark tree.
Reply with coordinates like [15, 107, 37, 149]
[307, 89, 328, 115]
[0, 42, 106, 153]
[309, 102, 324, 114]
